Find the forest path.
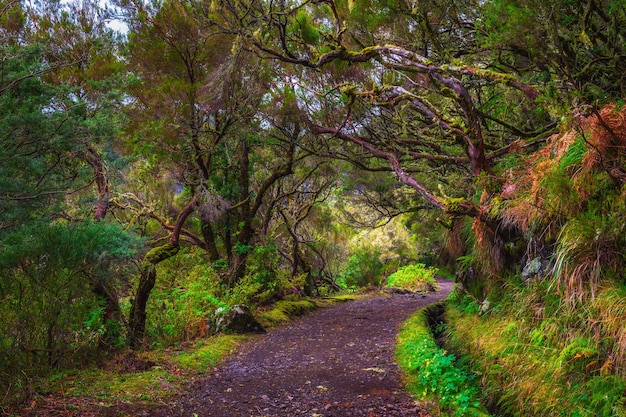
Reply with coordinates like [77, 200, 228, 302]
[127, 278, 454, 417]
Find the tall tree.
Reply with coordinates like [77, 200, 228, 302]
[206, 0, 554, 223]
[117, 0, 315, 343]
[0, 0, 137, 382]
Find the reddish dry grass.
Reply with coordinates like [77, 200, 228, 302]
[471, 218, 505, 275]
[501, 105, 626, 232]
[500, 104, 626, 301]
[444, 217, 466, 261]
[581, 104, 626, 171]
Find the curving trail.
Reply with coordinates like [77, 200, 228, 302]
[127, 279, 454, 417]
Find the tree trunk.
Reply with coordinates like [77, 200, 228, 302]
[128, 243, 180, 347]
[84, 145, 110, 222]
[84, 145, 124, 349]
[91, 280, 126, 349]
[128, 198, 195, 347]
[225, 141, 253, 286]
[200, 219, 220, 262]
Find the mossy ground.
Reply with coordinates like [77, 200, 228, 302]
[32, 335, 246, 407]
[256, 294, 362, 328]
[256, 299, 319, 327]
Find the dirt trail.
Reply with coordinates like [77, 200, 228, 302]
[126, 278, 454, 417]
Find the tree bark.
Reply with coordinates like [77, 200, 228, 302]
[84, 145, 110, 222]
[83, 144, 125, 349]
[200, 219, 220, 262]
[225, 139, 296, 286]
[128, 243, 180, 347]
[128, 198, 196, 347]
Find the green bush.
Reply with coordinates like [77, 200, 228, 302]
[0, 221, 138, 391]
[231, 244, 292, 305]
[338, 247, 383, 288]
[386, 263, 438, 292]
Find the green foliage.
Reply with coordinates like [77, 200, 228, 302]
[386, 263, 438, 292]
[480, 0, 626, 102]
[232, 244, 291, 305]
[337, 247, 383, 289]
[558, 338, 598, 373]
[446, 284, 626, 416]
[0, 221, 139, 389]
[559, 136, 586, 171]
[396, 309, 490, 417]
[234, 242, 253, 256]
[146, 248, 227, 345]
[292, 8, 320, 44]
[0, 44, 81, 225]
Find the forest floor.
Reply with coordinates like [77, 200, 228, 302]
[17, 279, 453, 417]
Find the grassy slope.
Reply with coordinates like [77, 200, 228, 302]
[445, 289, 626, 417]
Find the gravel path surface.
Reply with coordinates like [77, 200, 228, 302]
[133, 279, 454, 417]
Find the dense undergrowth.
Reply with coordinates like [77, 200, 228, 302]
[443, 104, 626, 416]
[446, 287, 626, 416]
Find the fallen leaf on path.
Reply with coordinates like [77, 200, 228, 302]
[362, 367, 386, 373]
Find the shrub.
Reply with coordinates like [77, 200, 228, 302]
[0, 221, 138, 396]
[386, 263, 438, 292]
[338, 247, 384, 288]
[231, 244, 292, 305]
[146, 248, 226, 345]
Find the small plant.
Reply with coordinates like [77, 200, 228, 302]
[396, 309, 490, 416]
[558, 338, 599, 373]
[386, 263, 438, 292]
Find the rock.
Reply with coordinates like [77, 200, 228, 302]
[521, 252, 552, 281]
[209, 305, 266, 334]
[479, 299, 490, 315]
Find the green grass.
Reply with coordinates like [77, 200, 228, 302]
[396, 307, 490, 417]
[445, 292, 626, 416]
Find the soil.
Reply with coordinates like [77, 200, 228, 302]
[19, 279, 453, 417]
